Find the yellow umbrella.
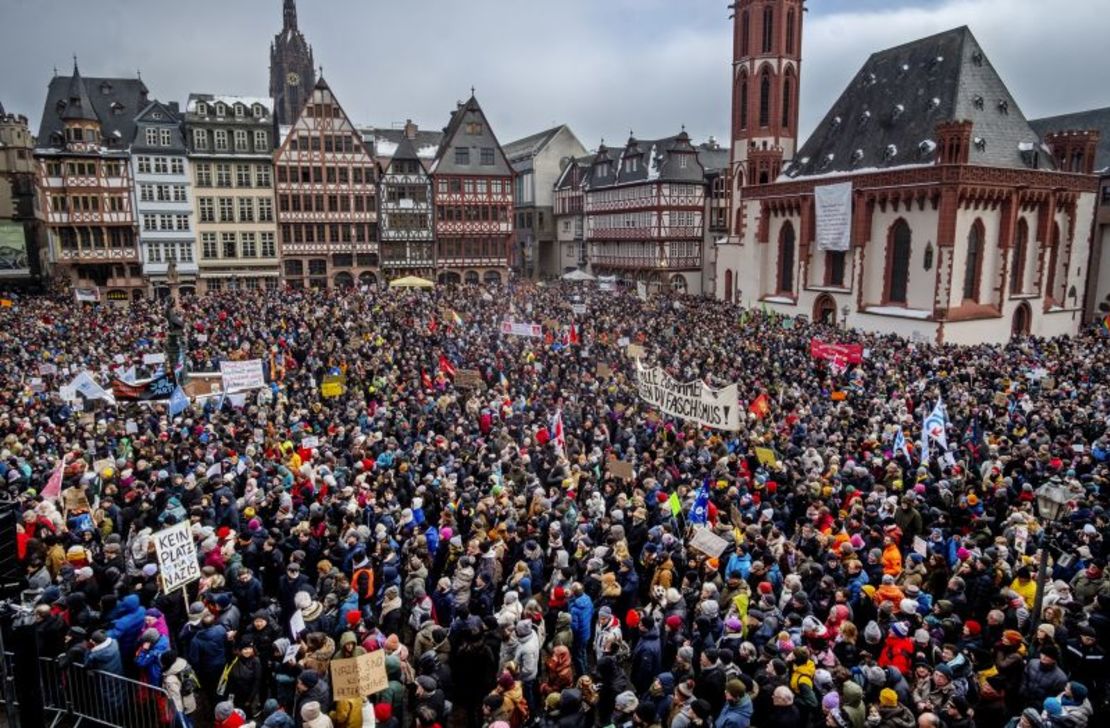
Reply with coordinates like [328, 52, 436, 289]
[388, 275, 435, 289]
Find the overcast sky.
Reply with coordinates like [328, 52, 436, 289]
[2, 0, 1107, 150]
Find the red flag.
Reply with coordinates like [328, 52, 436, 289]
[421, 370, 433, 389]
[568, 324, 580, 345]
[551, 409, 566, 455]
[438, 354, 456, 378]
[428, 318, 438, 334]
[41, 454, 68, 501]
[748, 393, 771, 420]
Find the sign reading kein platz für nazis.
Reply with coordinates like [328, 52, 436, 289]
[153, 521, 201, 594]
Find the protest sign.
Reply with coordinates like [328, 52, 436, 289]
[500, 320, 543, 338]
[913, 536, 928, 558]
[220, 359, 266, 392]
[455, 370, 484, 389]
[330, 651, 388, 700]
[617, 337, 630, 347]
[290, 611, 306, 640]
[608, 459, 634, 480]
[626, 344, 645, 359]
[74, 287, 100, 303]
[320, 373, 346, 398]
[635, 361, 740, 431]
[754, 447, 777, 467]
[153, 522, 200, 594]
[29, 377, 44, 393]
[596, 363, 613, 377]
[1013, 525, 1028, 555]
[143, 352, 166, 366]
[994, 392, 1009, 407]
[689, 528, 730, 558]
[301, 435, 320, 450]
[39, 363, 58, 377]
[112, 374, 175, 402]
[810, 339, 864, 366]
[571, 303, 587, 315]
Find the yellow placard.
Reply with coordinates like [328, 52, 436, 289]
[754, 447, 777, 467]
[320, 382, 344, 398]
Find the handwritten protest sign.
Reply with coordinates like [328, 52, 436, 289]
[635, 361, 740, 431]
[330, 651, 389, 700]
[153, 522, 200, 594]
[689, 527, 730, 558]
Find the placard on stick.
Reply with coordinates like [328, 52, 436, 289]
[330, 651, 389, 700]
[455, 370, 483, 389]
[608, 459, 634, 481]
[688, 527, 730, 558]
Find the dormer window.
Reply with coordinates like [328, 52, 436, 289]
[197, 102, 207, 115]
[215, 103, 226, 117]
[234, 104, 245, 118]
[624, 158, 638, 173]
[99, 81, 113, 95]
[252, 104, 264, 118]
[679, 155, 688, 169]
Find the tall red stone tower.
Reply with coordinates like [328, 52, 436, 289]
[730, 0, 804, 191]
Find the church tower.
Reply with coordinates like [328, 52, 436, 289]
[729, 0, 803, 189]
[269, 0, 316, 127]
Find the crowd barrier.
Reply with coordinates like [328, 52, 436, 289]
[1, 650, 181, 728]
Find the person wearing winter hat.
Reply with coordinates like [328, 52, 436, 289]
[300, 701, 333, 728]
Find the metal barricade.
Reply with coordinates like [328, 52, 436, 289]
[38, 656, 181, 728]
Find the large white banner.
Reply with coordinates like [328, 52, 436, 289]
[220, 359, 266, 392]
[635, 361, 741, 431]
[153, 521, 200, 594]
[499, 321, 543, 338]
[815, 182, 853, 252]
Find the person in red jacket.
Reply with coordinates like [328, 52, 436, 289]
[878, 621, 915, 677]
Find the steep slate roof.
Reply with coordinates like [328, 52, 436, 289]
[584, 132, 720, 189]
[130, 100, 185, 153]
[503, 125, 566, 162]
[787, 26, 1049, 179]
[430, 95, 512, 176]
[360, 126, 443, 162]
[1030, 107, 1110, 173]
[554, 155, 595, 190]
[38, 69, 149, 149]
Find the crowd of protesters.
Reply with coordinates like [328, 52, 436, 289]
[4, 281, 1109, 728]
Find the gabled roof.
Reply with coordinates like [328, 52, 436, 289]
[584, 132, 714, 189]
[60, 64, 97, 122]
[554, 154, 595, 191]
[38, 69, 149, 149]
[504, 125, 567, 161]
[786, 26, 1049, 179]
[430, 94, 512, 176]
[131, 100, 185, 152]
[1030, 107, 1110, 173]
[360, 126, 442, 166]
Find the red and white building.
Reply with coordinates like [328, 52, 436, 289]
[717, 0, 1100, 344]
[429, 95, 513, 284]
[274, 77, 379, 289]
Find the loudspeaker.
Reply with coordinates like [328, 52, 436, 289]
[0, 499, 20, 600]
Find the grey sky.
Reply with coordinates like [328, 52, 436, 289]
[2, 0, 1107, 151]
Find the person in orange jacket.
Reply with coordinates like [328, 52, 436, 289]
[873, 574, 905, 608]
[881, 535, 903, 577]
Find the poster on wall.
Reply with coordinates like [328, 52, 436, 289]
[815, 182, 853, 252]
[0, 221, 30, 277]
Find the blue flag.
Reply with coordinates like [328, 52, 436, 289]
[893, 427, 910, 461]
[689, 479, 711, 526]
[169, 386, 189, 417]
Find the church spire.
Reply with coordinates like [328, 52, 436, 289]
[283, 0, 298, 31]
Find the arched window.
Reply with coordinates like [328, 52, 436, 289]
[759, 69, 772, 128]
[782, 71, 794, 129]
[785, 9, 796, 54]
[670, 274, 687, 293]
[1010, 218, 1028, 294]
[963, 219, 984, 301]
[762, 6, 774, 53]
[886, 219, 911, 303]
[777, 222, 795, 294]
[738, 71, 749, 131]
[724, 269, 733, 300]
[740, 11, 750, 56]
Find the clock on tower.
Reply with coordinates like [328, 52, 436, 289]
[287, 72, 300, 86]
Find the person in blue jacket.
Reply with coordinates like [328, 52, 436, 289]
[568, 581, 593, 677]
[107, 594, 146, 661]
[186, 613, 228, 699]
[133, 627, 170, 686]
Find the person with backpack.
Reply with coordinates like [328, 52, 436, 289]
[161, 649, 198, 728]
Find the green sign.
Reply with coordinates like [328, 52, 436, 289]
[0, 221, 30, 277]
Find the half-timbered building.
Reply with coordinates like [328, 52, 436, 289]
[429, 95, 514, 285]
[35, 64, 146, 301]
[718, 5, 1100, 344]
[379, 135, 435, 281]
[274, 78, 379, 289]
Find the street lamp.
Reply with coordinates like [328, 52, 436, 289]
[1029, 481, 1071, 631]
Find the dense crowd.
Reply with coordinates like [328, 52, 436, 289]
[3, 282, 1109, 728]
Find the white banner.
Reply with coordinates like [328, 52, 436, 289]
[815, 181, 852, 252]
[571, 304, 587, 316]
[499, 321, 543, 338]
[220, 359, 266, 392]
[68, 371, 115, 403]
[153, 521, 200, 594]
[143, 352, 166, 365]
[74, 287, 100, 303]
[635, 361, 741, 431]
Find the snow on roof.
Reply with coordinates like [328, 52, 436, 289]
[375, 139, 398, 157]
[646, 144, 660, 181]
[187, 95, 272, 114]
[863, 306, 933, 319]
[776, 161, 933, 183]
[417, 144, 438, 159]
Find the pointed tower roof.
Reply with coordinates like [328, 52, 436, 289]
[283, 0, 299, 30]
[61, 60, 98, 123]
[391, 135, 420, 161]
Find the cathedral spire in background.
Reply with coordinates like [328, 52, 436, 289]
[270, 0, 316, 126]
[283, 0, 298, 31]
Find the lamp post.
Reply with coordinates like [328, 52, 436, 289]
[1029, 481, 1070, 631]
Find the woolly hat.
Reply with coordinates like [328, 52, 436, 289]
[1068, 682, 1088, 702]
[1021, 709, 1043, 728]
[964, 620, 981, 636]
[297, 670, 319, 688]
[1043, 698, 1062, 716]
[880, 689, 898, 708]
[934, 663, 953, 679]
[890, 622, 909, 638]
[294, 591, 312, 611]
[300, 702, 321, 721]
[215, 702, 235, 721]
[864, 621, 882, 643]
[515, 620, 533, 638]
[615, 691, 638, 713]
[374, 704, 393, 723]
[140, 628, 160, 644]
[1002, 630, 1024, 646]
[666, 614, 683, 630]
[676, 680, 695, 699]
[822, 692, 841, 711]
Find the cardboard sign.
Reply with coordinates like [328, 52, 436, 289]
[320, 381, 345, 398]
[617, 337, 631, 348]
[608, 459, 634, 481]
[289, 611, 306, 640]
[220, 359, 266, 392]
[913, 536, 928, 558]
[543, 318, 559, 331]
[143, 352, 166, 366]
[301, 435, 320, 450]
[330, 651, 389, 700]
[455, 370, 484, 389]
[1042, 376, 1055, 391]
[597, 363, 613, 378]
[571, 304, 587, 315]
[626, 344, 645, 359]
[688, 527, 730, 558]
[183, 377, 220, 399]
[993, 392, 1009, 407]
[153, 522, 200, 594]
[754, 447, 777, 467]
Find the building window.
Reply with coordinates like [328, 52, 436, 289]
[179, 242, 194, 262]
[218, 197, 234, 222]
[258, 197, 274, 222]
[173, 185, 187, 202]
[215, 103, 226, 117]
[738, 72, 748, 132]
[171, 158, 184, 175]
[145, 128, 158, 146]
[1011, 218, 1028, 294]
[481, 148, 495, 165]
[759, 69, 772, 127]
[199, 198, 215, 223]
[741, 11, 750, 56]
[261, 232, 276, 257]
[222, 232, 237, 258]
[963, 219, 984, 301]
[193, 129, 208, 150]
[175, 214, 189, 231]
[782, 73, 793, 129]
[234, 130, 248, 152]
[136, 156, 151, 174]
[236, 165, 252, 187]
[160, 128, 172, 146]
[241, 232, 257, 257]
[826, 251, 846, 287]
[309, 259, 327, 276]
[143, 214, 157, 231]
[201, 233, 218, 259]
[195, 164, 212, 187]
[786, 9, 796, 54]
[455, 147, 470, 165]
[886, 219, 912, 304]
[140, 184, 154, 202]
[256, 165, 271, 187]
[196, 102, 207, 116]
[254, 130, 268, 152]
[234, 104, 245, 118]
[777, 222, 795, 294]
[238, 198, 254, 222]
[762, 5, 774, 54]
[214, 130, 228, 151]
[159, 214, 174, 231]
[147, 241, 161, 263]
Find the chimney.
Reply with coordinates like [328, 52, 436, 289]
[168, 101, 180, 115]
[404, 119, 417, 140]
